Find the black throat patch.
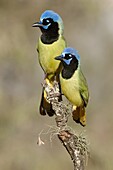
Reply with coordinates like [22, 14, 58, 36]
[41, 20, 59, 44]
[61, 57, 78, 79]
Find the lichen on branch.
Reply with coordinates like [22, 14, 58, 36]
[43, 80, 89, 170]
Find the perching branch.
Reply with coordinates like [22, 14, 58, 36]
[43, 80, 89, 170]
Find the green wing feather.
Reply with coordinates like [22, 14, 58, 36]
[79, 69, 89, 107]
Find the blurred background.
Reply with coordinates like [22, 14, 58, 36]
[0, 0, 113, 169]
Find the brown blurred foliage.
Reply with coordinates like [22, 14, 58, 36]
[0, 0, 113, 170]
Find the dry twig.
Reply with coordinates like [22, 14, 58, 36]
[43, 80, 89, 170]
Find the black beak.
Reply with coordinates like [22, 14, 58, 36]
[32, 22, 44, 27]
[55, 55, 63, 61]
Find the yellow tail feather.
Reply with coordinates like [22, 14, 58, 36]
[72, 106, 86, 126]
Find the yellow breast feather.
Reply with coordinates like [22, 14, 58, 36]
[37, 36, 66, 76]
[60, 70, 83, 107]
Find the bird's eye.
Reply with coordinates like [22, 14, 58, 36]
[46, 19, 50, 23]
[43, 18, 50, 25]
[64, 54, 72, 60]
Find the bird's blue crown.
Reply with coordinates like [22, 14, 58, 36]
[40, 10, 62, 23]
[62, 47, 80, 61]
